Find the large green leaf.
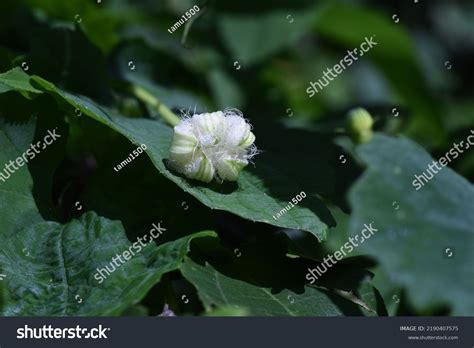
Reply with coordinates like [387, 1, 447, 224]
[0, 70, 337, 240]
[0, 86, 69, 221]
[348, 134, 474, 315]
[181, 258, 378, 316]
[0, 211, 215, 316]
[179, 236, 382, 316]
[0, 101, 216, 315]
[0, 115, 43, 237]
[218, 10, 314, 66]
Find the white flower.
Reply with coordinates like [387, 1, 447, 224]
[169, 109, 257, 183]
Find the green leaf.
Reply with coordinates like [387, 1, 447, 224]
[0, 116, 43, 238]
[180, 235, 382, 316]
[2, 73, 335, 240]
[0, 68, 42, 97]
[218, 10, 314, 66]
[0, 211, 215, 316]
[348, 134, 474, 315]
[0, 91, 69, 221]
[19, 0, 123, 54]
[181, 258, 376, 316]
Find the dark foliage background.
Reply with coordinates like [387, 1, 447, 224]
[0, 0, 472, 317]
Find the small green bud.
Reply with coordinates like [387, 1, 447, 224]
[347, 107, 374, 143]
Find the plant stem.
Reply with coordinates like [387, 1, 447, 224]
[181, 6, 207, 48]
[131, 85, 180, 127]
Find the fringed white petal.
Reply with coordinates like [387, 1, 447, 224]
[168, 109, 256, 183]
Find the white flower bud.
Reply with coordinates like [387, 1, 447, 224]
[224, 115, 255, 148]
[192, 111, 225, 136]
[169, 121, 198, 166]
[216, 155, 248, 181]
[182, 152, 215, 183]
[169, 109, 257, 183]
